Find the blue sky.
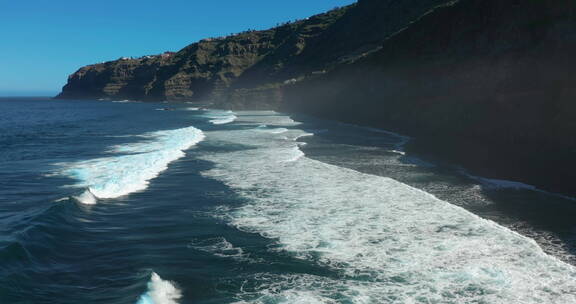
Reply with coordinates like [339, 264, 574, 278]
[0, 0, 355, 96]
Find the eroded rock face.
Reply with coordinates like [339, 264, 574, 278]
[57, 6, 350, 101]
[57, 0, 448, 102]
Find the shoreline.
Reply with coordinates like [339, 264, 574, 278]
[405, 137, 576, 199]
[288, 109, 576, 200]
[325, 117, 576, 201]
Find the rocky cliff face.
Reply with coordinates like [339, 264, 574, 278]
[57, 0, 448, 102]
[57, 6, 349, 101]
[283, 0, 576, 195]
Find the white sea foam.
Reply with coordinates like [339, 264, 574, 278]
[202, 110, 237, 125]
[461, 170, 576, 202]
[60, 126, 205, 201]
[388, 149, 406, 155]
[256, 126, 289, 134]
[199, 112, 576, 304]
[136, 272, 181, 304]
[188, 237, 261, 263]
[280, 147, 305, 163]
[235, 111, 300, 127]
[231, 274, 344, 304]
[72, 189, 97, 205]
[189, 237, 244, 258]
[459, 169, 537, 191]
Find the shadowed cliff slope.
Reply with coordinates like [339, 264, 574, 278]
[283, 0, 576, 195]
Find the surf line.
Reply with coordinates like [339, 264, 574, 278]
[59, 126, 205, 205]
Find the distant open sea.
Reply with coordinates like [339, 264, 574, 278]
[1, 97, 576, 304]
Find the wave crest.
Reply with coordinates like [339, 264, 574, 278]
[136, 272, 181, 304]
[72, 189, 97, 205]
[60, 126, 205, 201]
[203, 110, 237, 125]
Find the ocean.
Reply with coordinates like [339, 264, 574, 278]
[1, 97, 576, 304]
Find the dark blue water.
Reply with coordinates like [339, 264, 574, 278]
[0, 98, 244, 303]
[1, 98, 576, 304]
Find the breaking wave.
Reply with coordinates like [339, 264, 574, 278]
[255, 125, 289, 134]
[203, 110, 237, 125]
[72, 188, 97, 205]
[60, 126, 205, 203]
[136, 272, 181, 304]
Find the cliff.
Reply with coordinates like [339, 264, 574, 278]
[283, 0, 576, 195]
[57, 0, 448, 103]
[57, 6, 346, 101]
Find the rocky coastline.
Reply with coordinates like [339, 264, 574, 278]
[56, 0, 576, 197]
